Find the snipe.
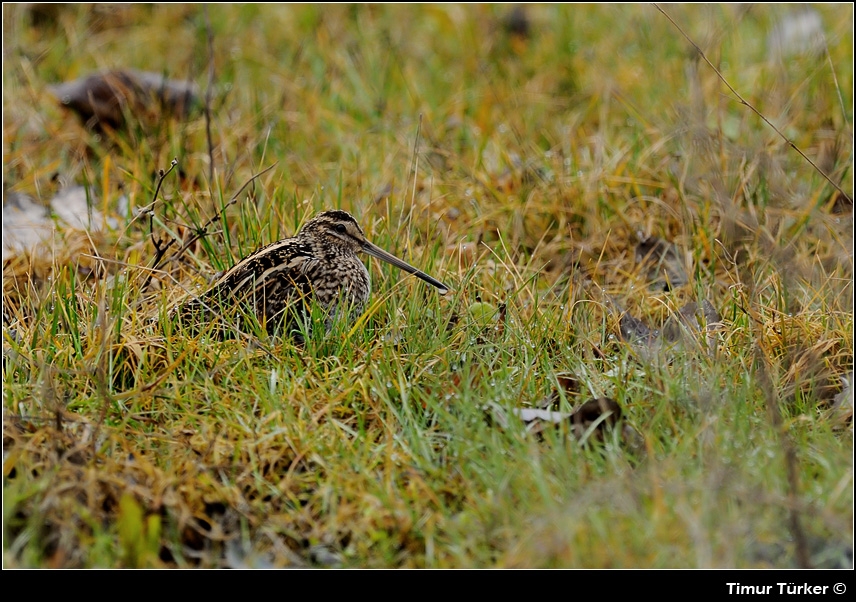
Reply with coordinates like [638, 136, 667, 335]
[177, 210, 449, 338]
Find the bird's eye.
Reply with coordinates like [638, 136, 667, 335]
[335, 224, 347, 234]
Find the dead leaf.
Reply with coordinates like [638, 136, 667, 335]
[662, 299, 723, 344]
[536, 373, 579, 409]
[767, 7, 825, 61]
[2, 192, 53, 261]
[487, 396, 622, 441]
[610, 293, 722, 362]
[569, 397, 622, 441]
[515, 407, 573, 424]
[635, 234, 689, 290]
[502, 6, 531, 40]
[49, 69, 199, 130]
[619, 311, 660, 346]
[483, 402, 567, 431]
[826, 372, 853, 430]
[2, 187, 114, 262]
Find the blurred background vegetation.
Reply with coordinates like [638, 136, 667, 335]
[2, 4, 852, 568]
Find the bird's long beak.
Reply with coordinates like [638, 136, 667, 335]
[362, 241, 450, 294]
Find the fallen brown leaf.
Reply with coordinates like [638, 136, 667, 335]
[535, 373, 579, 409]
[635, 234, 690, 290]
[487, 396, 622, 442]
[49, 69, 199, 130]
[611, 294, 723, 362]
[569, 397, 622, 441]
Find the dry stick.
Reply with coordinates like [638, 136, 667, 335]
[735, 275, 811, 567]
[91, 293, 114, 460]
[752, 343, 812, 569]
[116, 157, 177, 242]
[144, 163, 275, 286]
[139, 158, 180, 292]
[823, 34, 850, 131]
[158, 165, 279, 357]
[146, 158, 180, 236]
[204, 4, 215, 185]
[81, 255, 277, 358]
[161, 163, 277, 269]
[87, 164, 277, 357]
[409, 113, 423, 210]
[402, 113, 423, 242]
[653, 3, 851, 203]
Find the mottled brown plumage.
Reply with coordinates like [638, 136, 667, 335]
[177, 210, 448, 338]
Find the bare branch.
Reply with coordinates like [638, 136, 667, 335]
[653, 3, 851, 202]
[204, 4, 216, 185]
[139, 158, 179, 292]
[161, 163, 278, 269]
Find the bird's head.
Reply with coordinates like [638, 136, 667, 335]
[299, 210, 368, 254]
[299, 210, 449, 294]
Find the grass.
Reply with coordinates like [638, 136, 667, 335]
[2, 4, 853, 568]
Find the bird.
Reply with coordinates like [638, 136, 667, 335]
[175, 210, 449, 339]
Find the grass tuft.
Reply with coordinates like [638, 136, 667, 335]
[3, 4, 852, 568]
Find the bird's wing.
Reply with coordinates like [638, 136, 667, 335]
[208, 241, 317, 301]
[176, 240, 314, 315]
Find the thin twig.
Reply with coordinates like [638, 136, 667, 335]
[409, 113, 423, 209]
[653, 3, 850, 202]
[142, 163, 275, 287]
[146, 158, 180, 239]
[161, 163, 277, 269]
[822, 34, 850, 132]
[752, 342, 811, 569]
[401, 113, 423, 247]
[138, 158, 179, 292]
[83, 257, 277, 358]
[91, 292, 114, 459]
[204, 4, 216, 185]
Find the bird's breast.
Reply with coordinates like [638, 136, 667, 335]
[307, 254, 370, 308]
